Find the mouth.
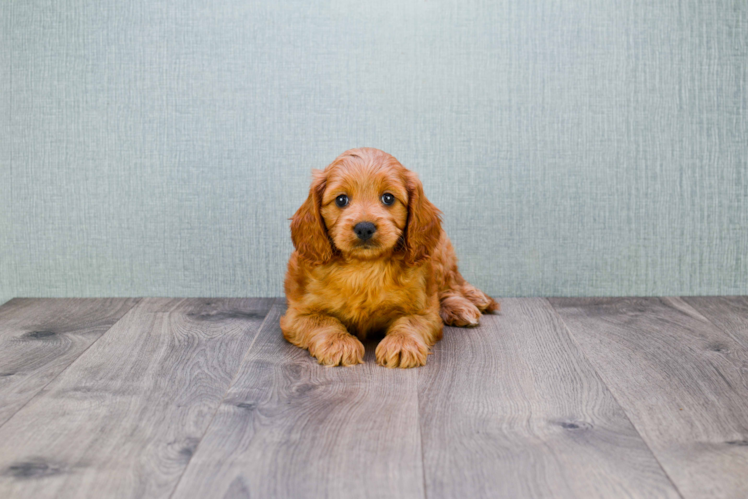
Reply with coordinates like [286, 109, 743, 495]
[346, 239, 389, 259]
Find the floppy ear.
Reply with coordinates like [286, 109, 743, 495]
[403, 170, 442, 265]
[290, 169, 334, 264]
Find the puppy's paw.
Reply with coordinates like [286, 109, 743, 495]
[376, 334, 429, 368]
[462, 284, 500, 313]
[440, 296, 481, 327]
[308, 331, 364, 367]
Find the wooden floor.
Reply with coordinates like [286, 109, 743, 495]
[0, 297, 746, 498]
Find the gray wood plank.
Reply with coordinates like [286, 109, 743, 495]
[418, 298, 679, 498]
[682, 296, 748, 348]
[0, 297, 274, 498]
[0, 298, 140, 426]
[172, 303, 424, 499]
[550, 297, 748, 498]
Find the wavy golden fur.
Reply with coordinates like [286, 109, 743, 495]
[281, 148, 499, 368]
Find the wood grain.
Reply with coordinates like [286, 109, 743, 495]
[417, 298, 678, 498]
[682, 296, 748, 348]
[0, 297, 273, 498]
[173, 303, 424, 499]
[550, 297, 748, 498]
[0, 298, 140, 426]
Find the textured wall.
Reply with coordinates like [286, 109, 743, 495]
[1, 0, 747, 301]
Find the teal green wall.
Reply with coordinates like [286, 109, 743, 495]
[2, 1, 747, 299]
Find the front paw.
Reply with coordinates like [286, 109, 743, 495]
[308, 331, 365, 367]
[376, 334, 429, 368]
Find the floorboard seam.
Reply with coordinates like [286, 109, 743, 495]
[680, 296, 748, 349]
[168, 297, 279, 499]
[544, 298, 686, 499]
[0, 298, 143, 430]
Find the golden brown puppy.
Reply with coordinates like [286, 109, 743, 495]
[281, 148, 498, 368]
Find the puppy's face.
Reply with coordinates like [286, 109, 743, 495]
[290, 148, 442, 265]
[320, 163, 408, 260]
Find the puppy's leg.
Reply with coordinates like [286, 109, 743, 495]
[433, 237, 499, 325]
[280, 310, 364, 367]
[376, 312, 443, 368]
[440, 293, 482, 327]
[461, 282, 500, 313]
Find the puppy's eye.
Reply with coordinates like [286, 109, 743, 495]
[335, 194, 349, 207]
[381, 193, 395, 206]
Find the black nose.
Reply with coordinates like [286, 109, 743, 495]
[354, 222, 377, 241]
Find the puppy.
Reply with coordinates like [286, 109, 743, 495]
[281, 148, 498, 368]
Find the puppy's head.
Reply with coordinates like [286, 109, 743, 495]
[290, 148, 441, 265]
